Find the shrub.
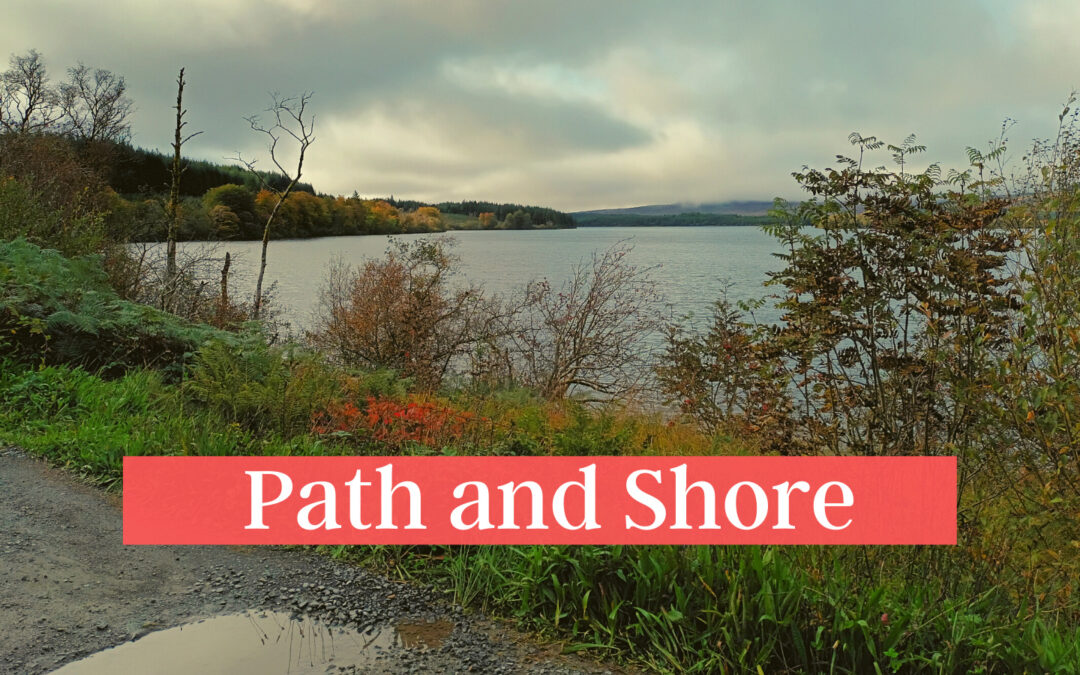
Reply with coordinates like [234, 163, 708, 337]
[310, 237, 504, 390]
[658, 294, 795, 452]
[502, 241, 663, 401]
[977, 98, 1080, 603]
[661, 135, 1018, 456]
[0, 171, 108, 257]
[0, 133, 112, 257]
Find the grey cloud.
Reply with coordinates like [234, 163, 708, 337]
[3, 0, 1079, 210]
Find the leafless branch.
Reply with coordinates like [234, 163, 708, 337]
[231, 92, 316, 319]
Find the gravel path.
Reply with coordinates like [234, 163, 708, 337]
[0, 448, 625, 674]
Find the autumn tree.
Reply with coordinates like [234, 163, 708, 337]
[365, 200, 400, 233]
[207, 204, 240, 238]
[256, 188, 329, 237]
[329, 195, 370, 235]
[399, 205, 443, 232]
[202, 184, 257, 237]
[232, 92, 315, 319]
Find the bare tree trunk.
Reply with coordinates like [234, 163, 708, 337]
[165, 67, 200, 312]
[164, 73, 181, 308]
[253, 186, 293, 319]
[235, 93, 315, 320]
[219, 251, 231, 306]
[213, 251, 231, 327]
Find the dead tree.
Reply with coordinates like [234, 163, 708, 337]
[164, 67, 201, 311]
[232, 92, 315, 319]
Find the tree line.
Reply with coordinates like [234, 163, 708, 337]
[389, 198, 577, 229]
[116, 184, 577, 243]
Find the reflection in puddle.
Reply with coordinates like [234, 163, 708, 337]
[395, 619, 453, 649]
[52, 611, 454, 674]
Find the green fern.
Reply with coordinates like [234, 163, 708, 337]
[0, 238, 230, 378]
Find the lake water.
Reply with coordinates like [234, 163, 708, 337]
[168, 226, 784, 333]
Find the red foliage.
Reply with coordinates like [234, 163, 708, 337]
[310, 400, 362, 435]
[311, 396, 492, 450]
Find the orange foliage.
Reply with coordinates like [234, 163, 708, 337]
[311, 396, 494, 450]
[366, 200, 399, 220]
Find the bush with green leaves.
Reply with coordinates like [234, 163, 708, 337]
[662, 135, 1019, 460]
[977, 98, 1080, 605]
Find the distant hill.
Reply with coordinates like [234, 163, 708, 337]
[571, 201, 776, 227]
[573, 200, 774, 217]
[573, 212, 773, 228]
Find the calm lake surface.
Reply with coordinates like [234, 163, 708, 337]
[170, 226, 784, 332]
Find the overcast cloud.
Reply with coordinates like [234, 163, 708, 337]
[3, 0, 1078, 210]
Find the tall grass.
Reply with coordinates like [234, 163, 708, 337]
[369, 542, 1075, 673]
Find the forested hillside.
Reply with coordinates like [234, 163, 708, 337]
[98, 143, 576, 241]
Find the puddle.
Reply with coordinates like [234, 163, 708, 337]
[395, 619, 453, 649]
[52, 612, 454, 674]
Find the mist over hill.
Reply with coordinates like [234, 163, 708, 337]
[571, 200, 775, 227]
[573, 200, 774, 217]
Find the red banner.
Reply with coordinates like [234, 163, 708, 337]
[123, 456, 955, 545]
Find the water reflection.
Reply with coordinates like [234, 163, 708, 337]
[53, 611, 454, 674]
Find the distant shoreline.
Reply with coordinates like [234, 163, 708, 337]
[577, 221, 766, 227]
[574, 213, 775, 227]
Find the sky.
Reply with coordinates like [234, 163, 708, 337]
[3, 0, 1078, 211]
